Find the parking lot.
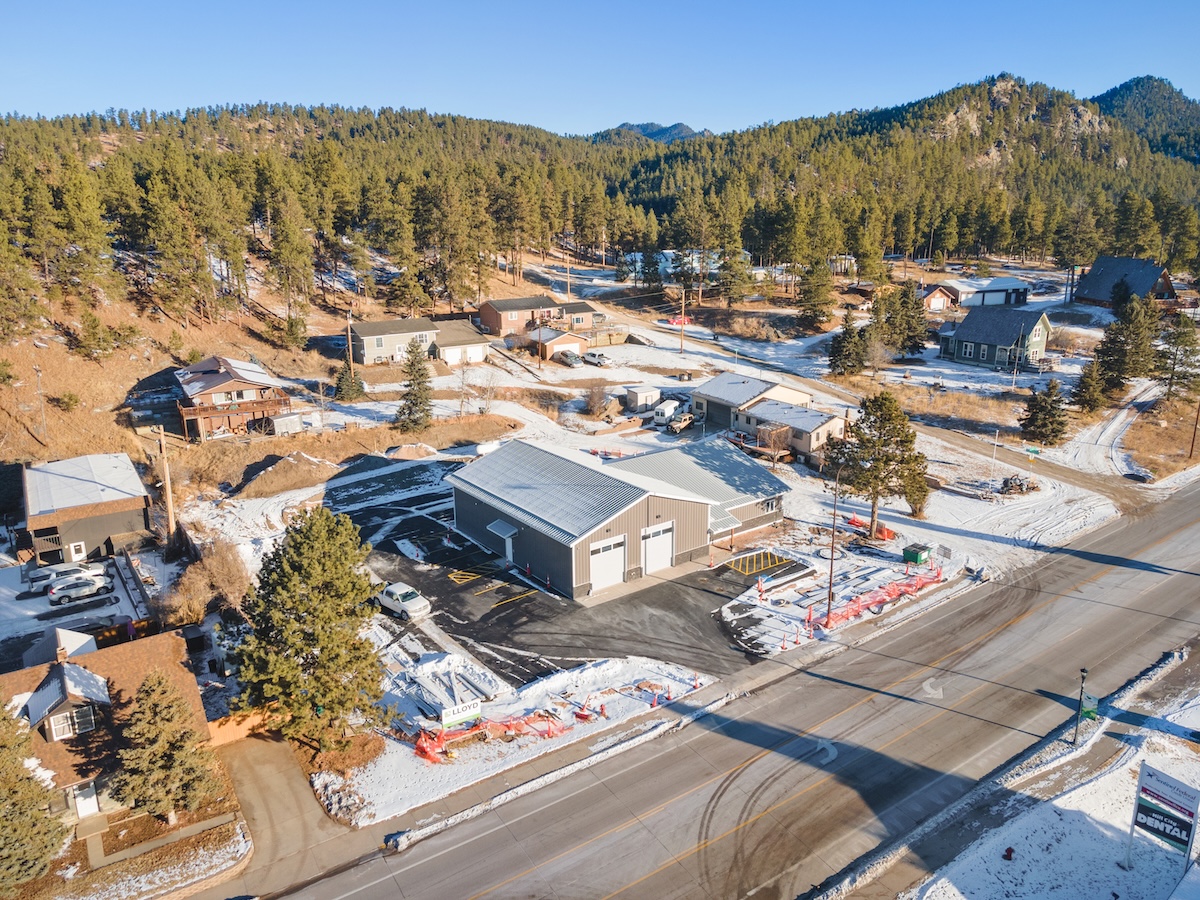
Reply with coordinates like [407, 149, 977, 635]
[339, 456, 779, 686]
[0, 561, 141, 673]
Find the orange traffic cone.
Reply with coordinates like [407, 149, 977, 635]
[693, 672, 700, 690]
[666, 686, 672, 702]
[600, 703, 607, 718]
[651, 692, 658, 708]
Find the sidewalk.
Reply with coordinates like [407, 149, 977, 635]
[85, 812, 237, 868]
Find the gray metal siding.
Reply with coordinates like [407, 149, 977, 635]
[727, 498, 782, 529]
[453, 492, 575, 594]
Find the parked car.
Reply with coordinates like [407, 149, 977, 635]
[555, 350, 584, 368]
[375, 581, 431, 621]
[668, 316, 693, 326]
[29, 560, 110, 594]
[583, 351, 612, 367]
[48, 574, 115, 606]
[667, 412, 695, 434]
[652, 399, 680, 426]
[57, 614, 133, 636]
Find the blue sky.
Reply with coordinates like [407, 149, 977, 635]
[3, 0, 1198, 135]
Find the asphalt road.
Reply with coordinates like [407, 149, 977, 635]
[280, 474, 1200, 900]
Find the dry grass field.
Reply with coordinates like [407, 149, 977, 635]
[1124, 396, 1199, 478]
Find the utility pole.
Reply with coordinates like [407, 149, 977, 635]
[158, 427, 176, 541]
[32, 365, 47, 440]
[825, 467, 844, 630]
[1071, 668, 1089, 744]
[680, 286, 686, 355]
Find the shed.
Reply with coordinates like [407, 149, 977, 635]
[529, 327, 587, 359]
[268, 412, 304, 436]
[625, 385, 662, 414]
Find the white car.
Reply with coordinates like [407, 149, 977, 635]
[48, 573, 115, 606]
[583, 351, 612, 367]
[29, 560, 110, 594]
[375, 581, 431, 621]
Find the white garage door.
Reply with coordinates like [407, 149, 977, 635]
[442, 347, 463, 365]
[642, 522, 674, 574]
[589, 537, 626, 591]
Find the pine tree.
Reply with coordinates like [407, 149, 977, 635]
[111, 670, 218, 826]
[716, 248, 753, 306]
[1071, 361, 1107, 412]
[1157, 313, 1200, 399]
[829, 321, 867, 375]
[394, 338, 433, 432]
[824, 392, 928, 536]
[0, 713, 67, 892]
[1020, 379, 1069, 445]
[76, 309, 114, 358]
[892, 280, 929, 356]
[334, 357, 365, 401]
[796, 260, 835, 325]
[237, 507, 382, 751]
[1095, 294, 1160, 392]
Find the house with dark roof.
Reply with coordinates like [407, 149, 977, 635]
[446, 439, 785, 598]
[558, 300, 605, 331]
[431, 320, 492, 366]
[1073, 256, 1176, 308]
[690, 371, 813, 428]
[477, 296, 561, 336]
[0, 631, 206, 825]
[349, 317, 440, 365]
[18, 454, 151, 565]
[174, 356, 291, 441]
[938, 307, 1051, 370]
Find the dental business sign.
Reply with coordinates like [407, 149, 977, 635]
[1123, 762, 1200, 870]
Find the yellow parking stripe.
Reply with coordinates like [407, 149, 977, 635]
[491, 589, 537, 609]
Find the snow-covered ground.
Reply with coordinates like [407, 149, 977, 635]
[904, 686, 1200, 900]
[311, 648, 714, 827]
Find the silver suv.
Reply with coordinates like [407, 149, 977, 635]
[48, 574, 115, 606]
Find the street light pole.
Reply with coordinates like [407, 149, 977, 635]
[1071, 667, 1089, 744]
[825, 466, 844, 630]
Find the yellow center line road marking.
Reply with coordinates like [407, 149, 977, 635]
[490, 589, 537, 609]
[468, 538, 1152, 900]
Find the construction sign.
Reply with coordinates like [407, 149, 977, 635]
[1123, 762, 1200, 869]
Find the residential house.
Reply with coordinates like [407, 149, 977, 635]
[690, 371, 813, 429]
[446, 439, 785, 598]
[938, 307, 1051, 370]
[528, 327, 588, 359]
[175, 356, 291, 441]
[0, 631, 206, 825]
[558, 300, 604, 331]
[477, 296, 560, 337]
[936, 277, 1030, 307]
[1073, 256, 1176, 308]
[18, 454, 151, 565]
[431, 320, 492, 366]
[350, 317, 440, 365]
[733, 401, 846, 465]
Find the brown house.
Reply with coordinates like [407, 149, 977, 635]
[19, 453, 151, 565]
[175, 356, 291, 441]
[477, 296, 560, 336]
[0, 631, 207, 825]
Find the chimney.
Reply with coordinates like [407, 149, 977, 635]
[56, 644, 69, 663]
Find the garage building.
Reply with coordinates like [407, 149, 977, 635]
[447, 439, 785, 599]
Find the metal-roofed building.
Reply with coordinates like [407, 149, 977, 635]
[937, 276, 1030, 307]
[938, 307, 1051, 369]
[19, 453, 151, 565]
[174, 355, 291, 441]
[734, 400, 846, 464]
[691, 371, 813, 428]
[446, 439, 785, 599]
[1073, 256, 1176, 308]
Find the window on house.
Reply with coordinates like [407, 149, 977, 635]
[375, 337, 384, 349]
[1029, 349, 1039, 360]
[1031, 326, 1042, 339]
[418, 334, 429, 344]
[763, 498, 778, 513]
[979, 345, 988, 361]
[573, 315, 584, 325]
[962, 343, 974, 359]
[508, 311, 518, 321]
[50, 706, 96, 741]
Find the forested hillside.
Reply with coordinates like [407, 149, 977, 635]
[2, 74, 1199, 347]
[1092, 76, 1200, 165]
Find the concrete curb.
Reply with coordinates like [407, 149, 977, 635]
[803, 646, 1190, 900]
[384, 692, 737, 854]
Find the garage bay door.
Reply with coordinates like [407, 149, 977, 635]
[589, 537, 626, 591]
[641, 522, 674, 574]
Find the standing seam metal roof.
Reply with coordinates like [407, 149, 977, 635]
[24, 453, 148, 517]
[174, 356, 285, 398]
[950, 307, 1048, 346]
[692, 371, 777, 408]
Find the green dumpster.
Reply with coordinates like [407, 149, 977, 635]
[903, 543, 932, 565]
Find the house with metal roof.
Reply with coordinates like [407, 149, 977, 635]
[938, 307, 1051, 370]
[18, 453, 151, 565]
[446, 439, 785, 598]
[732, 400, 846, 464]
[936, 276, 1030, 307]
[349, 317, 439, 365]
[174, 355, 291, 441]
[0, 631, 206, 824]
[690, 371, 813, 428]
[1073, 256, 1176, 308]
[431, 319, 492, 366]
